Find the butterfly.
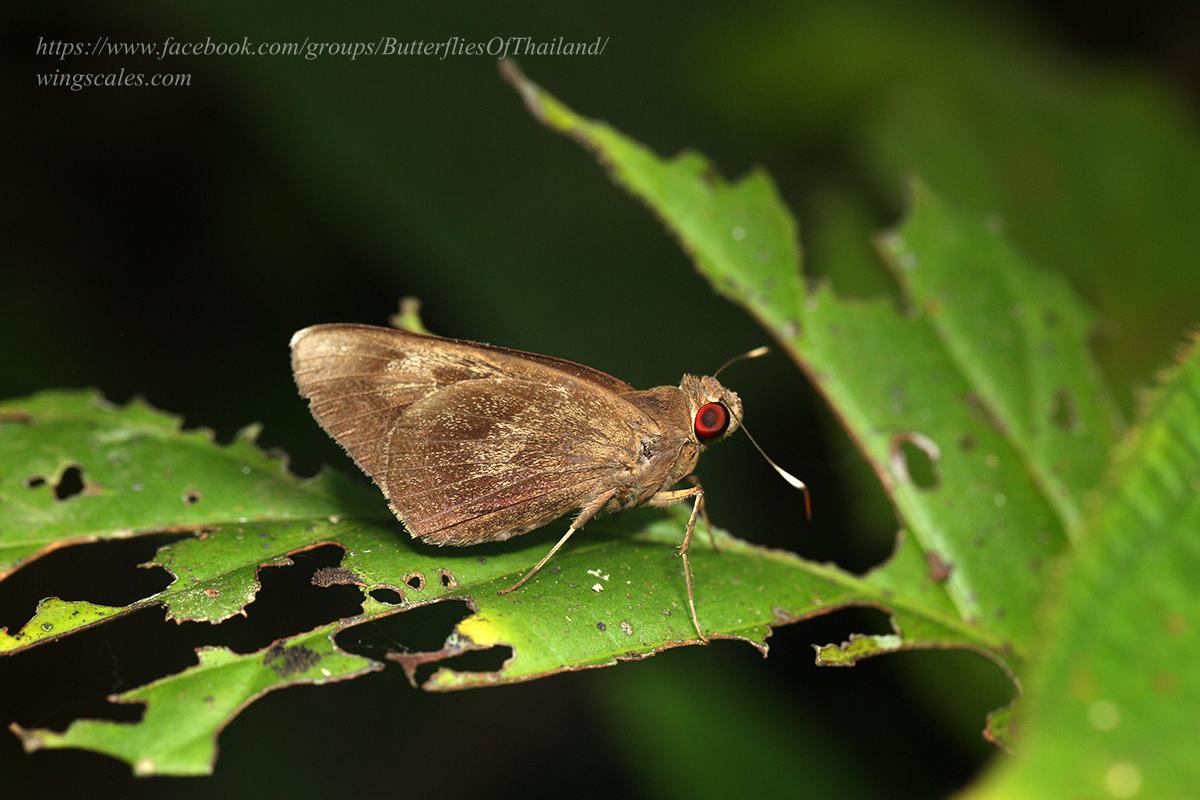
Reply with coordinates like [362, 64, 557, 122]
[291, 323, 806, 640]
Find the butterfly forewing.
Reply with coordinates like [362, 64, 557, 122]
[290, 324, 650, 544]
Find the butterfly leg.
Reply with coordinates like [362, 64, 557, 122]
[684, 475, 718, 552]
[498, 490, 616, 596]
[647, 485, 708, 643]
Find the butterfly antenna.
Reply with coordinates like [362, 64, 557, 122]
[713, 346, 770, 378]
[739, 420, 812, 520]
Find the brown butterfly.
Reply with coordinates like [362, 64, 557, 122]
[290, 323, 807, 641]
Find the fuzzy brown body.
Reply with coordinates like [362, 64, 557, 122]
[289, 324, 741, 549]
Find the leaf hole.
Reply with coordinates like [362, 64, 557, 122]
[412, 645, 512, 686]
[335, 598, 474, 659]
[1050, 388, 1078, 432]
[0, 533, 186, 635]
[369, 587, 404, 605]
[438, 569, 457, 589]
[193, 543, 365, 655]
[53, 465, 85, 501]
[405, 572, 425, 591]
[25, 475, 46, 489]
[182, 489, 202, 505]
[1, 607, 187, 733]
[889, 432, 941, 489]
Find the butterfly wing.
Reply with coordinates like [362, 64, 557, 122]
[290, 324, 647, 544]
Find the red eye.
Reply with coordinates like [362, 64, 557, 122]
[694, 402, 729, 440]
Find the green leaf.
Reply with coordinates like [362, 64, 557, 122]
[695, 3, 1200, 408]
[0, 390, 380, 582]
[969, 338, 1200, 799]
[0, 389, 997, 774]
[500, 63, 1114, 666]
[13, 628, 379, 776]
[882, 182, 1123, 535]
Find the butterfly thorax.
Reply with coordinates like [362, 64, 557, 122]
[612, 386, 702, 509]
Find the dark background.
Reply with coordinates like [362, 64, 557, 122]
[3, 2, 1198, 797]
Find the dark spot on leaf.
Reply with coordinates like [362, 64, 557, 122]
[994, 607, 1006, 619]
[596, 621, 607, 632]
[203, 588, 220, 598]
[311, 566, 360, 588]
[964, 392, 1006, 433]
[1043, 309, 1060, 328]
[889, 432, 941, 489]
[25, 475, 46, 489]
[926, 552, 953, 583]
[958, 433, 976, 451]
[263, 643, 320, 677]
[0, 410, 33, 423]
[1154, 672, 1179, 695]
[1050, 388, 1078, 432]
[1165, 614, 1188, 637]
[369, 588, 403, 605]
[53, 465, 85, 501]
[438, 569, 456, 589]
[183, 490, 202, 505]
[405, 572, 425, 591]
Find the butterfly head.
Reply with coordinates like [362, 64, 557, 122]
[679, 374, 743, 445]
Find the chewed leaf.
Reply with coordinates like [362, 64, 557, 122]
[0, 598, 124, 652]
[13, 628, 379, 776]
[882, 182, 1122, 535]
[499, 62, 1118, 737]
[0, 390, 381, 581]
[0, 390, 1006, 774]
